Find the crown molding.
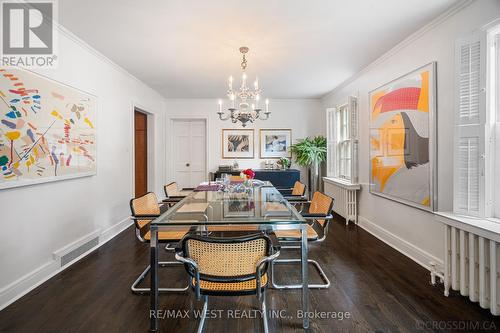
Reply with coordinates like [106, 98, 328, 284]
[321, 0, 475, 101]
[54, 22, 165, 100]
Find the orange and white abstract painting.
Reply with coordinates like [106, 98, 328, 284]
[369, 63, 436, 210]
[0, 68, 96, 189]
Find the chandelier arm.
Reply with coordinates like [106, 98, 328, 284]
[217, 112, 231, 121]
[258, 112, 271, 121]
[217, 46, 270, 126]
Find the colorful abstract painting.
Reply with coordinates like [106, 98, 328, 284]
[0, 68, 96, 189]
[369, 63, 436, 210]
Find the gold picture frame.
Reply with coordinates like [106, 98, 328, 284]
[259, 129, 292, 158]
[222, 129, 254, 159]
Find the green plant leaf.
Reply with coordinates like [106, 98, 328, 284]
[290, 135, 327, 167]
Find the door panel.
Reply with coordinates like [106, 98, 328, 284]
[134, 111, 147, 197]
[172, 119, 206, 188]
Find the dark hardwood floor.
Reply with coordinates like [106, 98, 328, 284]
[1, 217, 499, 333]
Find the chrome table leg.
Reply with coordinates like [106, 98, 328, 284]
[301, 224, 309, 329]
[150, 226, 159, 332]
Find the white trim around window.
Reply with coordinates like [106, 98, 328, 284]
[326, 96, 358, 184]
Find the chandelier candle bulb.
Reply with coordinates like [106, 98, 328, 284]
[217, 46, 270, 126]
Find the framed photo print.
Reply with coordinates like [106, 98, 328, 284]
[222, 129, 254, 159]
[259, 129, 292, 158]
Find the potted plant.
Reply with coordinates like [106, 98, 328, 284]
[277, 157, 291, 170]
[290, 136, 326, 197]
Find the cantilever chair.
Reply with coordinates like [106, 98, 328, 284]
[229, 175, 243, 182]
[175, 233, 280, 333]
[163, 182, 194, 207]
[280, 180, 307, 202]
[129, 192, 192, 294]
[271, 191, 334, 289]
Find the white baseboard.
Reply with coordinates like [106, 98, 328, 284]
[0, 217, 132, 311]
[100, 216, 133, 244]
[357, 215, 444, 273]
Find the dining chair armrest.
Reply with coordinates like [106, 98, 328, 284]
[283, 195, 308, 201]
[255, 250, 281, 299]
[175, 253, 201, 299]
[159, 203, 170, 214]
[267, 232, 281, 251]
[130, 214, 160, 220]
[301, 213, 333, 219]
[288, 201, 312, 214]
[277, 188, 294, 195]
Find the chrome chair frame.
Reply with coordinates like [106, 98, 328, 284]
[279, 181, 308, 202]
[129, 195, 190, 294]
[271, 198, 333, 289]
[162, 182, 194, 207]
[175, 234, 280, 333]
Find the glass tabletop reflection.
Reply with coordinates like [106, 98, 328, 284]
[151, 183, 306, 226]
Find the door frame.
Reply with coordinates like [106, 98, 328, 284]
[166, 115, 209, 185]
[131, 102, 157, 197]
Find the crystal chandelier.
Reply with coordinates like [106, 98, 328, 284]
[217, 46, 270, 127]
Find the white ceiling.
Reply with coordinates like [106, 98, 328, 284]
[59, 0, 457, 99]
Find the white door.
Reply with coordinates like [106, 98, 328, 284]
[172, 119, 207, 188]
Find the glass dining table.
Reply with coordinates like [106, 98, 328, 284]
[148, 182, 310, 331]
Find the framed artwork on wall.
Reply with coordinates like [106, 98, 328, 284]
[222, 129, 254, 159]
[368, 62, 437, 211]
[0, 68, 97, 190]
[259, 129, 292, 158]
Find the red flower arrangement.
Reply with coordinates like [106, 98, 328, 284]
[240, 168, 255, 180]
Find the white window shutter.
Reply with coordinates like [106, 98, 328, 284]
[453, 32, 487, 217]
[348, 96, 358, 183]
[326, 107, 336, 177]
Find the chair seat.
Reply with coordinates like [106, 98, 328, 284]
[207, 225, 260, 232]
[274, 224, 318, 240]
[144, 228, 191, 241]
[193, 273, 268, 293]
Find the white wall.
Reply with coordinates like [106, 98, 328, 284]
[0, 27, 166, 307]
[321, 0, 500, 268]
[164, 98, 323, 185]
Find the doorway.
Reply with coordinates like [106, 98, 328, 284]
[134, 110, 148, 197]
[171, 119, 207, 188]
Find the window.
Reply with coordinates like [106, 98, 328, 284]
[493, 30, 500, 218]
[326, 96, 358, 183]
[454, 25, 500, 219]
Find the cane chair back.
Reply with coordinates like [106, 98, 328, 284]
[230, 175, 243, 182]
[291, 181, 306, 196]
[130, 192, 160, 230]
[185, 237, 268, 278]
[308, 191, 333, 226]
[164, 182, 179, 197]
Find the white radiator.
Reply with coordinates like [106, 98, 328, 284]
[323, 178, 360, 225]
[438, 213, 500, 316]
